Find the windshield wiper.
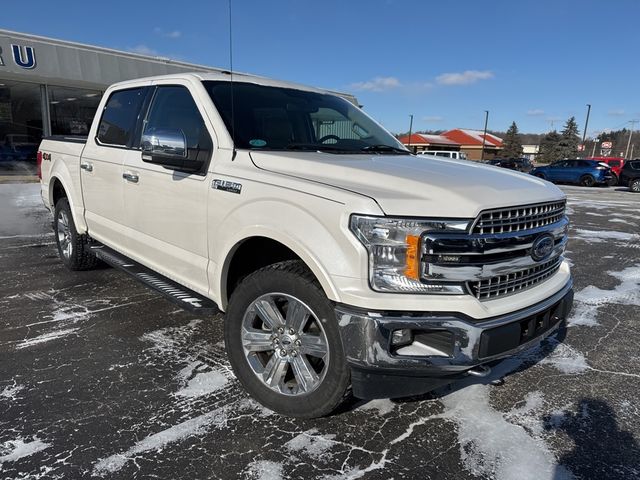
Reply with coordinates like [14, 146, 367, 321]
[284, 143, 355, 153]
[361, 144, 410, 154]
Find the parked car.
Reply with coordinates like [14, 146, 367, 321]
[530, 159, 613, 187]
[586, 157, 625, 186]
[3, 134, 39, 162]
[490, 158, 533, 173]
[417, 150, 468, 160]
[619, 159, 640, 192]
[38, 72, 573, 417]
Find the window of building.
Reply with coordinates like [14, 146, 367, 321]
[48, 86, 102, 136]
[0, 80, 42, 163]
[97, 88, 147, 147]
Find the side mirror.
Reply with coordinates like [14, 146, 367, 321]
[141, 128, 205, 173]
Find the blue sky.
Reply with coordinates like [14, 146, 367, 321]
[6, 0, 639, 136]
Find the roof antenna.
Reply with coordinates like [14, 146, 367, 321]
[228, 0, 237, 160]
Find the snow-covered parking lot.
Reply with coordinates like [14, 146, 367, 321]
[1, 183, 639, 480]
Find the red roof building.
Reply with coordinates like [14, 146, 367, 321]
[397, 133, 460, 153]
[442, 129, 503, 160]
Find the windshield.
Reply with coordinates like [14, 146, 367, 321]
[203, 81, 409, 154]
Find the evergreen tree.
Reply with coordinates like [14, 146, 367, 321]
[538, 130, 563, 163]
[501, 121, 523, 158]
[558, 116, 580, 159]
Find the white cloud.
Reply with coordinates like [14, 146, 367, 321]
[423, 115, 444, 122]
[608, 109, 625, 116]
[154, 27, 182, 39]
[349, 76, 401, 92]
[436, 70, 494, 86]
[128, 44, 159, 56]
[527, 109, 545, 116]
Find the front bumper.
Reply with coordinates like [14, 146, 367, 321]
[336, 279, 573, 399]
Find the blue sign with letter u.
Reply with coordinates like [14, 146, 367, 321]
[11, 44, 36, 69]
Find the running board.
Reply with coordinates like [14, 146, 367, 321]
[90, 244, 219, 315]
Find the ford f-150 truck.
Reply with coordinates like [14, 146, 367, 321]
[39, 72, 573, 418]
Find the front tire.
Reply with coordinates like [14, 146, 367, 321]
[607, 174, 618, 187]
[630, 178, 640, 193]
[54, 197, 98, 271]
[580, 175, 595, 187]
[225, 260, 351, 418]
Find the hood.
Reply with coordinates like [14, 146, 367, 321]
[250, 152, 565, 218]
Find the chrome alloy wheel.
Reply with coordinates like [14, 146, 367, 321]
[56, 209, 73, 260]
[241, 293, 329, 396]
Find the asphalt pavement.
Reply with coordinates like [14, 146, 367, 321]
[1, 182, 639, 480]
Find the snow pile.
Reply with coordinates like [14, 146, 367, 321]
[0, 438, 51, 463]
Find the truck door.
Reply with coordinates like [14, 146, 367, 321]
[81, 86, 151, 246]
[122, 82, 213, 296]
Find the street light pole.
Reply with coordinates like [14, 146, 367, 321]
[625, 120, 638, 159]
[481, 110, 489, 161]
[581, 104, 591, 157]
[407, 114, 414, 151]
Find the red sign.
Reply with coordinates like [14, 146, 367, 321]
[601, 141, 613, 149]
[577, 144, 585, 151]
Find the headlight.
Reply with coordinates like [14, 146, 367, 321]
[349, 215, 470, 294]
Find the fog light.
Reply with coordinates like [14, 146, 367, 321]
[391, 329, 413, 347]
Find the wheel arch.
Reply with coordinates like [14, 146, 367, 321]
[218, 233, 341, 311]
[48, 174, 88, 233]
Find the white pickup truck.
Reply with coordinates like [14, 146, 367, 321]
[39, 72, 573, 418]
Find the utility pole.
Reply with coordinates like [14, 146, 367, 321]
[581, 104, 591, 157]
[481, 110, 489, 161]
[407, 114, 414, 151]
[625, 120, 638, 159]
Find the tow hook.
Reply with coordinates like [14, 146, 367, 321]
[467, 365, 491, 377]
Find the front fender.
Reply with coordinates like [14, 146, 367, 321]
[210, 199, 371, 310]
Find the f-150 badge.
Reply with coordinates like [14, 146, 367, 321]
[212, 179, 242, 194]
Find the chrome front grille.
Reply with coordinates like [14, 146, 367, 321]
[472, 200, 566, 235]
[467, 256, 563, 300]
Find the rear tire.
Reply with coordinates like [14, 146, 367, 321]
[54, 197, 98, 271]
[225, 260, 351, 418]
[630, 178, 640, 193]
[580, 175, 595, 187]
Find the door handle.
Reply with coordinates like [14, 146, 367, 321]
[80, 162, 93, 172]
[122, 172, 139, 183]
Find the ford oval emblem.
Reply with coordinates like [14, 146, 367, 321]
[531, 234, 555, 262]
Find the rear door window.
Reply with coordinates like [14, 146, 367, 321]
[97, 88, 147, 147]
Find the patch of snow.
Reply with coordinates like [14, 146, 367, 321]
[15, 328, 79, 350]
[0, 438, 51, 463]
[285, 429, 337, 459]
[609, 218, 636, 226]
[572, 228, 638, 244]
[244, 460, 285, 480]
[175, 370, 228, 398]
[93, 407, 227, 474]
[0, 383, 24, 401]
[540, 343, 589, 374]
[438, 385, 573, 480]
[358, 399, 396, 416]
[569, 265, 640, 327]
